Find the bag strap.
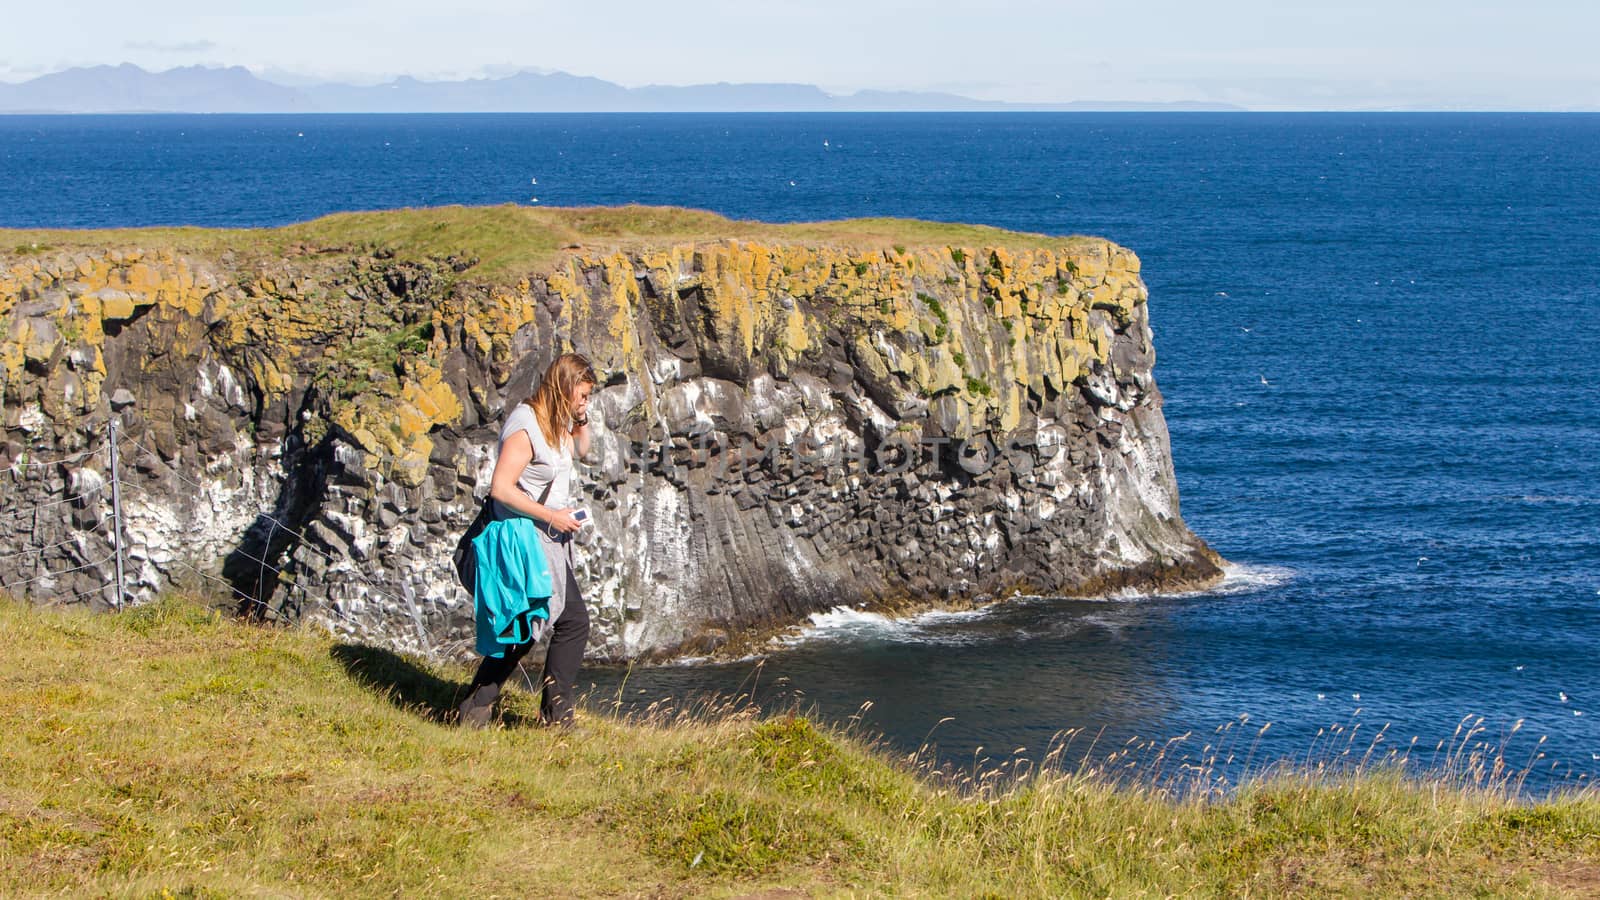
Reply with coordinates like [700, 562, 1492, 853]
[481, 477, 555, 521]
[532, 479, 557, 536]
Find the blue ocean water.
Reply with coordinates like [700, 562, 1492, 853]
[4, 113, 1597, 792]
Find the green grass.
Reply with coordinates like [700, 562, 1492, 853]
[320, 320, 434, 397]
[0, 205, 1098, 285]
[2, 596, 1597, 897]
[917, 293, 949, 324]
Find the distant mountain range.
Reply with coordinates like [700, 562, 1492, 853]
[0, 64, 1246, 113]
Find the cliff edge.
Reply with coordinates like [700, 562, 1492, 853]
[0, 206, 1225, 660]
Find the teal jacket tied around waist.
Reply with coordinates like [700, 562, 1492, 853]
[472, 516, 553, 658]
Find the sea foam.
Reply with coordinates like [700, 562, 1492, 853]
[774, 561, 1294, 650]
[772, 604, 994, 649]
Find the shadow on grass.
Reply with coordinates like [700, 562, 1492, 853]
[330, 643, 538, 728]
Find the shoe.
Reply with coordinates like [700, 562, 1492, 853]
[457, 683, 500, 728]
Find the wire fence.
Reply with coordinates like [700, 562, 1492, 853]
[2, 418, 451, 649]
[1, 430, 120, 608]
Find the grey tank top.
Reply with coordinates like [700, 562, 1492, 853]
[492, 402, 572, 520]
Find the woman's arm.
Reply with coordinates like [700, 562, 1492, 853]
[489, 429, 582, 532]
[488, 430, 547, 521]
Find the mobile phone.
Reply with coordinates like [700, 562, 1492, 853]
[572, 508, 590, 526]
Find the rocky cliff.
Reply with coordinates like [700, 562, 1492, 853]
[0, 207, 1225, 660]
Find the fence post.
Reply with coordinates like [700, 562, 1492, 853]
[108, 418, 127, 611]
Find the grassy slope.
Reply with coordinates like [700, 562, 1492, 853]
[0, 204, 1102, 283]
[1, 598, 1597, 898]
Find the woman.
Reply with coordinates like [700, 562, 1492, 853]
[458, 352, 597, 728]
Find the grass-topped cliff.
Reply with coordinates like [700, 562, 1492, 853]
[2, 204, 1216, 658]
[2, 596, 1597, 897]
[4, 204, 1098, 283]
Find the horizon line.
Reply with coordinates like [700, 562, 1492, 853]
[8, 109, 1600, 115]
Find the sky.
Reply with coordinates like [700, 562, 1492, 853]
[2, 0, 1597, 110]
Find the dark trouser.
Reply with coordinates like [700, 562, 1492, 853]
[463, 582, 590, 725]
[535, 583, 590, 725]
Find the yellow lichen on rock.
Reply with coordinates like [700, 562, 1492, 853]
[1, 334, 25, 389]
[2, 224, 1150, 489]
[249, 355, 294, 397]
[784, 305, 812, 353]
[536, 237, 1149, 433]
[697, 242, 760, 360]
[0, 249, 233, 413]
[602, 252, 638, 363]
[402, 363, 463, 426]
[467, 284, 541, 372]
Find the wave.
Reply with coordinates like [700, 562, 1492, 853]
[1036, 560, 1298, 603]
[662, 652, 767, 667]
[1482, 494, 1600, 506]
[771, 604, 996, 650]
[771, 561, 1296, 651]
[1149, 560, 1297, 599]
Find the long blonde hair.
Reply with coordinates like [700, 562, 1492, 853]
[524, 352, 597, 450]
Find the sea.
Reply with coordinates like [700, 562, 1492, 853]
[3, 112, 1597, 794]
